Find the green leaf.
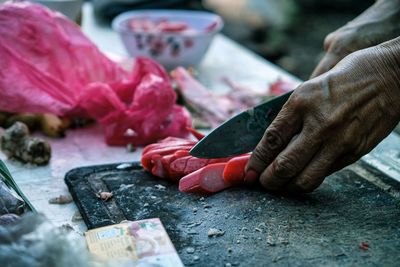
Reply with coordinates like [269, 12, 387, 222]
[0, 160, 36, 212]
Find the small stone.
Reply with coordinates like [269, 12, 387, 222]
[186, 247, 195, 254]
[225, 263, 232, 267]
[236, 240, 240, 244]
[258, 222, 267, 228]
[207, 228, 225, 237]
[267, 237, 275, 246]
[154, 184, 166, 190]
[257, 237, 262, 241]
[203, 204, 212, 209]
[193, 255, 200, 261]
[199, 197, 205, 202]
[227, 247, 233, 253]
[255, 227, 262, 232]
[143, 203, 150, 207]
[192, 208, 198, 212]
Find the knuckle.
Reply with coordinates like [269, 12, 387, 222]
[292, 81, 321, 108]
[323, 33, 335, 51]
[261, 127, 284, 151]
[288, 90, 310, 111]
[326, 31, 355, 55]
[273, 155, 298, 179]
[251, 145, 269, 165]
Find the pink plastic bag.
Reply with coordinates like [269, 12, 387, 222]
[0, 1, 128, 115]
[80, 58, 192, 145]
[0, 1, 191, 145]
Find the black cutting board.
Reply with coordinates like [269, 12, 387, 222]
[65, 162, 400, 267]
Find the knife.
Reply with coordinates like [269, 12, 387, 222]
[190, 91, 293, 158]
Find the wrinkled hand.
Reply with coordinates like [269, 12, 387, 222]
[311, 0, 400, 78]
[245, 37, 400, 194]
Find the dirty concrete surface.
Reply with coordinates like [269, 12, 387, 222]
[66, 161, 400, 267]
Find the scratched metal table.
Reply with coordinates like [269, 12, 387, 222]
[1, 3, 400, 266]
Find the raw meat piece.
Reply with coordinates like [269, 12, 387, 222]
[172, 68, 297, 129]
[172, 67, 238, 127]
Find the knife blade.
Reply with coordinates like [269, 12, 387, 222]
[190, 91, 293, 158]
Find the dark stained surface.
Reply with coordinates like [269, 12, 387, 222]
[65, 162, 400, 267]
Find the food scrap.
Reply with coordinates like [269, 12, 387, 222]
[48, 194, 73, 205]
[359, 242, 369, 251]
[207, 228, 225, 237]
[96, 191, 113, 201]
[0, 122, 51, 165]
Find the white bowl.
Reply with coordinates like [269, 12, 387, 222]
[112, 10, 223, 69]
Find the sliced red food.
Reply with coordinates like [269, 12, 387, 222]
[179, 163, 231, 194]
[174, 150, 190, 157]
[223, 154, 251, 184]
[141, 144, 194, 170]
[156, 21, 189, 32]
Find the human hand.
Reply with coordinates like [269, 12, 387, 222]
[311, 0, 400, 78]
[245, 37, 400, 193]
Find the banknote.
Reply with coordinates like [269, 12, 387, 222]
[85, 218, 183, 266]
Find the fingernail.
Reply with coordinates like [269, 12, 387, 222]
[244, 169, 259, 185]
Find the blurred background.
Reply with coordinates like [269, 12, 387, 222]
[90, 0, 375, 79]
[9, 0, 375, 79]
